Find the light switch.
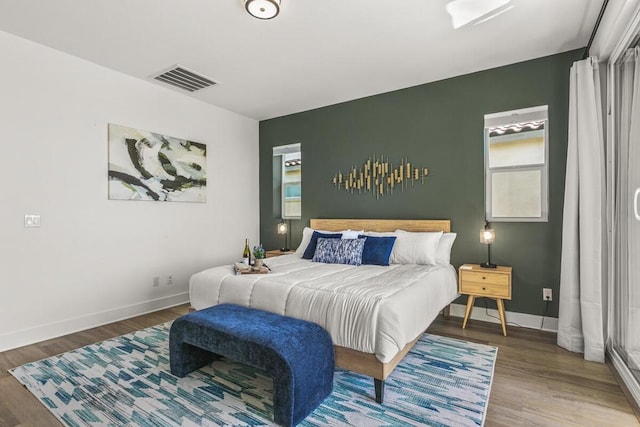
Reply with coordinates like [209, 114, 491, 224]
[24, 214, 41, 228]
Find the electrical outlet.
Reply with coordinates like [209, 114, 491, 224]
[167, 275, 173, 286]
[24, 214, 41, 228]
[543, 288, 552, 301]
[152, 276, 160, 287]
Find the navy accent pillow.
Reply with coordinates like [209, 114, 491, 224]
[312, 238, 366, 266]
[358, 235, 397, 266]
[302, 231, 342, 259]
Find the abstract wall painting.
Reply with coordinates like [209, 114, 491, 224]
[108, 124, 207, 202]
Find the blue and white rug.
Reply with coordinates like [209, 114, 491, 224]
[10, 322, 497, 426]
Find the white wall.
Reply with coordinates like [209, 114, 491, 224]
[0, 31, 260, 352]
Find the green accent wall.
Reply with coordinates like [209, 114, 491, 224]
[259, 48, 584, 318]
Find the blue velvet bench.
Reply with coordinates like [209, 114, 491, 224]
[169, 304, 334, 427]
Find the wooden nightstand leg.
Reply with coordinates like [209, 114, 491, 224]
[462, 295, 475, 329]
[496, 298, 507, 336]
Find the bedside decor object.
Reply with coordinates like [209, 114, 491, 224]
[479, 221, 497, 268]
[459, 263, 512, 336]
[253, 244, 265, 268]
[245, 0, 280, 20]
[277, 219, 290, 251]
[108, 124, 207, 202]
[242, 238, 251, 265]
[331, 155, 429, 199]
[234, 262, 268, 275]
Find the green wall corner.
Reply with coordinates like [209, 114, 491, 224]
[258, 48, 584, 318]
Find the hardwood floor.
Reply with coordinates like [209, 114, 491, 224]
[428, 317, 640, 426]
[0, 305, 189, 427]
[0, 305, 638, 426]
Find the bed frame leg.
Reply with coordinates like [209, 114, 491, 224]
[374, 378, 385, 403]
[443, 304, 451, 320]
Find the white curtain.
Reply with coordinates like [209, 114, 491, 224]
[558, 57, 606, 362]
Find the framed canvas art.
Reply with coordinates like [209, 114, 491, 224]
[108, 124, 207, 202]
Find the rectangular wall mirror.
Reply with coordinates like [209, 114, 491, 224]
[484, 105, 549, 222]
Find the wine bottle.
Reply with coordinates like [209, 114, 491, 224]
[243, 239, 250, 265]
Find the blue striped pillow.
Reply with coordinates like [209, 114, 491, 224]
[312, 238, 365, 266]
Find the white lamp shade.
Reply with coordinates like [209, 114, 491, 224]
[245, 0, 280, 19]
[480, 227, 495, 244]
[277, 221, 288, 235]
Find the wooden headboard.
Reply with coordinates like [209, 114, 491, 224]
[309, 219, 450, 233]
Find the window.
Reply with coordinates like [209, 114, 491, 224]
[485, 105, 548, 222]
[273, 143, 301, 219]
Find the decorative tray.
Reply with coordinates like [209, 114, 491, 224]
[233, 262, 269, 275]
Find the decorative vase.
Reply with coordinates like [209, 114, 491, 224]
[254, 258, 264, 269]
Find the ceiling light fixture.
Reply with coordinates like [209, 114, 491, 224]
[245, 0, 280, 20]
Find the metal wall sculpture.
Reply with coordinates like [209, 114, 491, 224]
[331, 155, 429, 198]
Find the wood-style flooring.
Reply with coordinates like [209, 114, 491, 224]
[0, 305, 638, 426]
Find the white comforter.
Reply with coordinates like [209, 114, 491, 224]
[190, 254, 458, 363]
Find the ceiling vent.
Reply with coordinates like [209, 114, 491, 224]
[152, 65, 218, 92]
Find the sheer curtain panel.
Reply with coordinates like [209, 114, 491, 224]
[558, 57, 607, 363]
[613, 46, 640, 381]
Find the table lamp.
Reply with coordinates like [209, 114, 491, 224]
[277, 219, 289, 251]
[480, 221, 497, 268]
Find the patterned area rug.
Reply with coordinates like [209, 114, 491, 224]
[10, 322, 497, 426]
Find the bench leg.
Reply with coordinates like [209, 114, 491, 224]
[170, 342, 220, 377]
[374, 378, 385, 404]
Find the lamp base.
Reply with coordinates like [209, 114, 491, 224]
[280, 248, 290, 252]
[480, 262, 497, 269]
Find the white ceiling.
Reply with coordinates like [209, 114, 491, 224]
[0, 0, 603, 120]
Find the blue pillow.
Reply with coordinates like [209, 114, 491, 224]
[302, 231, 343, 259]
[312, 238, 365, 266]
[358, 235, 397, 266]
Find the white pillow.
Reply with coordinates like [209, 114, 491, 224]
[295, 227, 315, 257]
[391, 230, 443, 265]
[341, 229, 364, 239]
[436, 232, 457, 265]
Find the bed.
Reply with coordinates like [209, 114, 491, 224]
[189, 219, 459, 403]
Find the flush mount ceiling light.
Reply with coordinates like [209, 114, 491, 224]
[245, 0, 280, 20]
[446, 0, 512, 29]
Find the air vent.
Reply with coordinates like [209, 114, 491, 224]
[152, 65, 218, 92]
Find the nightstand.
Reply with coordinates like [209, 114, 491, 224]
[265, 249, 295, 258]
[459, 263, 512, 336]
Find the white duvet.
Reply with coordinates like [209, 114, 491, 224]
[189, 254, 459, 363]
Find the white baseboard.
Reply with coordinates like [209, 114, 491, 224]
[450, 303, 558, 333]
[0, 292, 189, 353]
